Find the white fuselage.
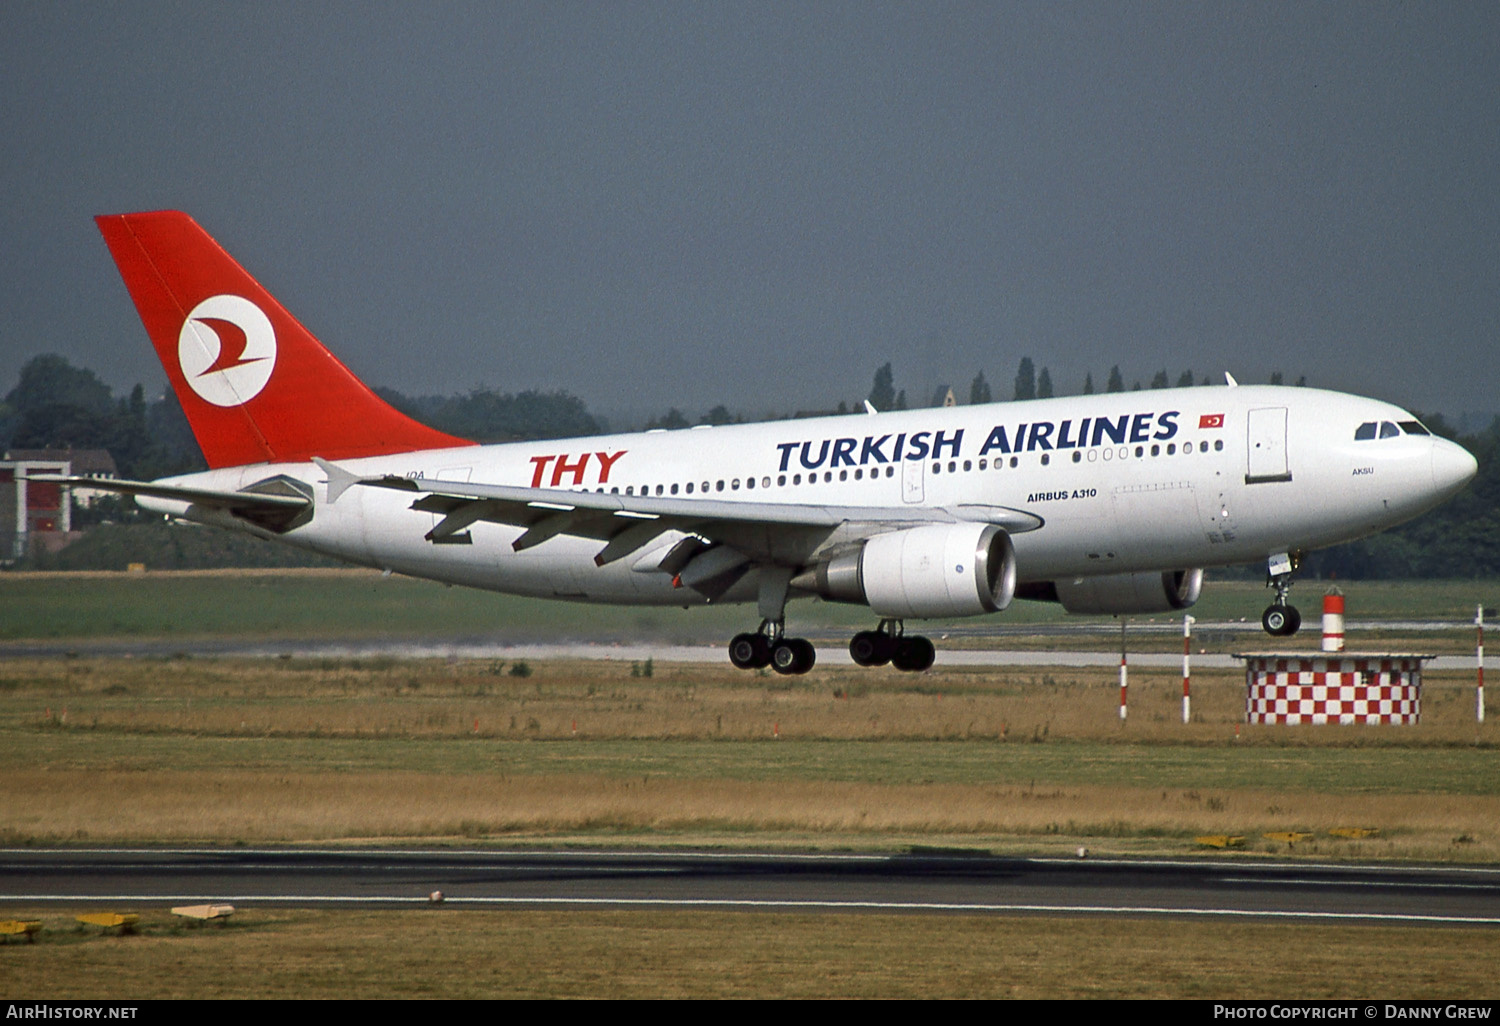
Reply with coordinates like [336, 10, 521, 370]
[140, 385, 1476, 614]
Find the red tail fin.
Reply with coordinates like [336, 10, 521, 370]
[96, 211, 473, 469]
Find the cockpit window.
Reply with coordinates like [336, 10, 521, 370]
[1399, 421, 1431, 436]
[1354, 422, 1377, 441]
[1380, 421, 1400, 438]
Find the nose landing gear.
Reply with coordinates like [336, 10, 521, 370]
[1261, 551, 1303, 637]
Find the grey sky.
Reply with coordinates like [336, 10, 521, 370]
[3, 2, 1497, 425]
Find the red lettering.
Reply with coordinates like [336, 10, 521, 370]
[528, 454, 555, 488]
[594, 450, 627, 483]
[550, 452, 591, 487]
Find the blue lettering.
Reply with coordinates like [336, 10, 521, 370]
[1027, 422, 1054, 451]
[1056, 419, 1077, 449]
[1154, 411, 1179, 440]
[800, 439, 830, 469]
[859, 434, 891, 464]
[1092, 415, 1128, 446]
[1130, 413, 1152, 443]
[831, 437, 858, 467]
[892, 433, 906, 461]
[931, 429, 963, 459]
[776, 441, 799, 473]
[906, 431, 931, 461]
[978, 425, 1012, 456]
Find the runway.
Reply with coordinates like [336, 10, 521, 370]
[2, 619, 1493, 670]
[3, 848, 1498, 925]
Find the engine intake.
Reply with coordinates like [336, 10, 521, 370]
[804, 523, 1016, 619]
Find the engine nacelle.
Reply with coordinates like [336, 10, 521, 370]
[807, 523, 1016, 619]
[1051, 569, 1203, 615]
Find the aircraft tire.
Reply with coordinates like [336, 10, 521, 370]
[1261, 605, 1302, 636]
[891, 635, 936, 672]
[849, 631, 893, 667]
[729, 632, 772, 669]
[773, 638, 816, 675]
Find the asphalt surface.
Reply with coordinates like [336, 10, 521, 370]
[0, 619, 1491, 669]
[3, 848, 1498, 925]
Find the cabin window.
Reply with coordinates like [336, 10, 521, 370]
[1214, 440, 1223, 451]
[1072, 451, 1082, 463]
[1380, 421, 1400, 439]
[1355, 422, 1377, 440]
[1399, 421, 1431, 436]
[1040, 454, 1050, 466]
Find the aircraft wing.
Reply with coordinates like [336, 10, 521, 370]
[35, 475, 313, 533]
[316, 458, 1043, 572]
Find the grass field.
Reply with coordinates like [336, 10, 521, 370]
[2, 569, 1496, 647]
[2, 571, 1497, 997]
[1, 656, 1494, 859]
[5, 908, 1498, 999]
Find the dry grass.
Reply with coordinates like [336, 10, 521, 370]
[0, 656, 1495, 859]
[1, 907, 1496, 999]
[3, 769, 1497, 861]
[4, 654, 1495, 743]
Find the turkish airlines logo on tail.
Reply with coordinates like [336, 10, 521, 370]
[178, 295, 277, 407]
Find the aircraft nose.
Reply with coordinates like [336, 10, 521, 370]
[1432, 437, 1478, 498]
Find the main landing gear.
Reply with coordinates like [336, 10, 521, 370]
[850, 620, 936, 673]
[726, 568, 935, 675]
[1261, 551, 1303, 637]
[728, 622, 817, 676]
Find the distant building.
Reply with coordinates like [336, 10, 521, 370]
[0, 448, 117, 560]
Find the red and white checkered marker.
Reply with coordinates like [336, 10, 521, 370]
[1245, 656, 1423, 725]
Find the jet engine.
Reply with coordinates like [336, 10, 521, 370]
[1049, 569, 1203, 615]
[801, 523, 1016, 619]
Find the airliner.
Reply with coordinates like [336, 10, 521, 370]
[64, 211, 1478, 673]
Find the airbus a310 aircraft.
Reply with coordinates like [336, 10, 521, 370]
[65, 211, 1477, 674]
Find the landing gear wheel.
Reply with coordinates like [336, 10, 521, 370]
[849, 631, 895, 667]
[771, 638, 816, 675]
[891, 635, 936, 672]
[728, 632, 772, 669]
[1261, 604, 1302, 636]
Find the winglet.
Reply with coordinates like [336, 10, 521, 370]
[863, 400, 877, 415]
[313, 457, 361, 504]
[1224, 371, 1239, 387]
